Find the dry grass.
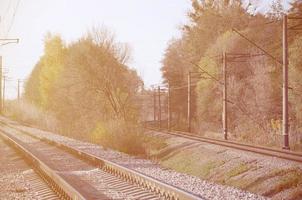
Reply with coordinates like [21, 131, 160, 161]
[4, 100, 59, 133]
[5, 99, 147, 156]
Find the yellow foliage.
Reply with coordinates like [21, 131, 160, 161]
[38, 35, 65, 109]
[271, 119, 282, 134]
[39, 60, 63, 108]
[90, 122, 109, 143]
[198, 56, 219, 88]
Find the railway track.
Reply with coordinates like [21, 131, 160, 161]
[0, 120, 203, 200]
[145, 127, 302, 163]
[0, 135, 60, 199]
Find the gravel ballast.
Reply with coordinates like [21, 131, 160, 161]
[0, 117, 268, 200]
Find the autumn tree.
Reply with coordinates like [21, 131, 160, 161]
[24, 33, 66, 109]
[24, 28, 142, 143]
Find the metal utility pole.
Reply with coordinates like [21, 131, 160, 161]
[153, 88, 156, 123]
[221, 52, 264, 140]
[2, 76, 5, 111]
[168, 82, 171, 130]
[0, 56, 2, 114]
[18, 79, 21, 103]
[187, 72, 191, 132]
[282, 14, 289, 149]
[223, 52, 228, 140]
[158, 86, 161, 129]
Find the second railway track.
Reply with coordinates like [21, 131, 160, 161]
[145, 126, 302, 163]
[0, 121, 203, 200]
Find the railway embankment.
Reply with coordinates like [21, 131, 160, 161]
[144, 130, 302, 200]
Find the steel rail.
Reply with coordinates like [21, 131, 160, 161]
[0, 119, 203, 200]
[145, 127, 302, 163]
[0, 131, 85, 200]
[0, 135, 60, 200]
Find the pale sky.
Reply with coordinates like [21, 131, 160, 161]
[0, 0, 191, 98]
[0, 0, 294, 99]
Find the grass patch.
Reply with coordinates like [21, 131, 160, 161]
[217, 162, 252, 185]
[199, 160, 225, 178]
[226, 162, 250, 179]
[143, 135, 168, 156]
[161, 150, 193, 172]
[161, 149, 225, 179]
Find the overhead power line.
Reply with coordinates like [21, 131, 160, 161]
[232, 28, 282, 65]
[2, 0, 13, 24]
[6, 0, 21, 37]
[189, 61, 223, 85]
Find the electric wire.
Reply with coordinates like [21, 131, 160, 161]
[5, 0, 21, 37]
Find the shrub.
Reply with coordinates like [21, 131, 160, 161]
[90, 120, 146, 155]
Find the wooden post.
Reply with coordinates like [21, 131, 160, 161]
[0, 56, 2, 114]
[18, 79, 20, 103]
[2, 75, 5, 111]
[158, 86, 161, 129]
[187, 72, 191, 132]
[168, 82, 171, 130]
[282, 14, 289, 149]
[153, 88, 156, 123]
[223, 52, 228, 140]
